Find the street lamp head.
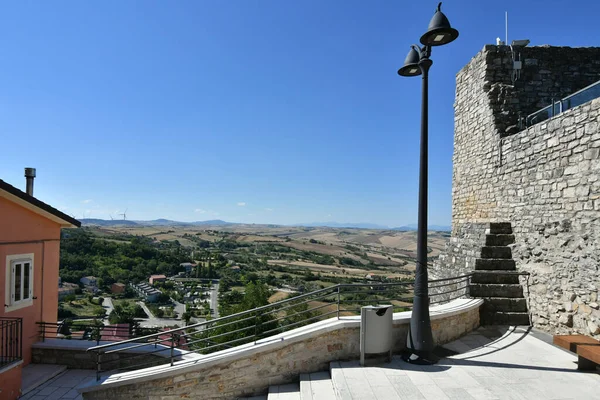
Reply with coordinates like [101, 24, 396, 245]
[420, 2, 459, 47]
[398, 46, 422, 77]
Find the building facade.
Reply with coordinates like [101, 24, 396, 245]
[0, 176, 80, 399]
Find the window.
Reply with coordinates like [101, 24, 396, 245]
[5, 254, 34, 311]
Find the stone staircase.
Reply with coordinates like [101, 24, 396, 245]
[469, 222, 530, 326]
[253, 371, 336, 400]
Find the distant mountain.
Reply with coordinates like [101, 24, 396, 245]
[191, 220, 231, 226]
[295, 222, 390, 229]
[80, 218, 234, 227]
[80, 218, 139, 227]
[134, 219, 192, 226]
[392, 224, 451, 232]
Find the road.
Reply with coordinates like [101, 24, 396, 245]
[210, 282, 219, 318]
[172, 299, 186, 318]
[101, 297, 114, 325]
[136, 301, 183, 328]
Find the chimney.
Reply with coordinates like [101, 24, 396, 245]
[24, 167, 36, 196]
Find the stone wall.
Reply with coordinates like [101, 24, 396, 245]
[32, 346, 169, 370]
[81, 306, 480, 400]
[436, 44, 600, 338]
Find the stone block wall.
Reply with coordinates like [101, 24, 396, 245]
[82, 307, 480, 400]
[436, 44, 600, 338]
[32, 346, 169, 370]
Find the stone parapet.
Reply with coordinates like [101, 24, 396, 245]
[79, 299, 482, 400]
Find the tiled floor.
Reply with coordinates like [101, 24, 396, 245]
[331, 326, 600, 399]
[20, 369, 96, 400]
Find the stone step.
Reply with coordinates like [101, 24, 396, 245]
[475, 259, 516, 271]
[489, 222, 513, 234]
[481, 246, 512, 259]
[300, 372, 336, 400]
[268, 383, 300, 400]
[330, 361, 354, 400]
[485, 234, 515, 246]
[470, 283, 524, 298]
[480, 311, 530, 326]
[482, 297, 528, 312]
[471, 271, 520, 285]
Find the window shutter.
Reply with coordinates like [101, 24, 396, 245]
[28, 262, 33, 298]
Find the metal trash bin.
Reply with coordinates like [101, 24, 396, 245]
[360, 305, 393, 366]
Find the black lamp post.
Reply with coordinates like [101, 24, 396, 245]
[398, 2, 459, 365]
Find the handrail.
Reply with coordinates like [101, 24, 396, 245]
[87, 285, 339, 352]
[86, 274, 472, 381]
[526, 79, 600, 127]
[88, 275, 469, 353]
[0, 317, 22, 368]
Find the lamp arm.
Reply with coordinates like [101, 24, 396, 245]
[412, 44, 432, 60]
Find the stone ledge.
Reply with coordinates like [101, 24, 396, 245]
[79, 298, 482, 398]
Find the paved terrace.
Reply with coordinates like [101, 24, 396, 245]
[25, 325, 600, 399]
[330, 326, 600, 399]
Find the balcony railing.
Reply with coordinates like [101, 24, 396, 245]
[0, 317, 22, 369]
[37, 321, 160, 345]
[86, 274, 472, 381]
[526, 80, 600, 127]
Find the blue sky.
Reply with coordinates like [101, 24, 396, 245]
[1, 1, 599, 227]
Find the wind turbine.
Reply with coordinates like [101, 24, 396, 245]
[119, 208, 128, 220]
[109, 214, 114, 220]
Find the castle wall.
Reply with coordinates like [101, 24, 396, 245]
[435, 45, 600, 337]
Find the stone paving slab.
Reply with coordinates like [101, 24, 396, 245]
[330, 326, 600, 400]
[20, 369, 96, 400]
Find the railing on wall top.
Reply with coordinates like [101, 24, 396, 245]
[526, 80, 600, 127]
[85, 274, 472, 381]
[0, 317, 23, 369]
[37, 321, 160, 345]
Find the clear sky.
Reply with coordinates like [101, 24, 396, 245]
[1, 1, 599, 227]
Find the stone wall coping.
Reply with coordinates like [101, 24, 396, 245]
[32, 338, 197, 359]
[78, 298, 482, 394]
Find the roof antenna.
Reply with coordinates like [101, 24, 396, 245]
[505, 11, 508, 46]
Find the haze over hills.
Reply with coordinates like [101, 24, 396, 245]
[79, 218, 450, 231]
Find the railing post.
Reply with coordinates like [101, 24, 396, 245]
[254, 312, 258, 345]
[467, 274, 472, 298]
[170, 333, 175, 367]
[336, 286, 341, 320]
[96, 352, 102, 382]
[19, 319, 23, 361]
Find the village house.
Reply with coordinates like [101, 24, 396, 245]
[179, 262, 196, 274]
[111, 282, 126, 294]
[148, 274, 166, 285]
[0, 169, 80, 399]
[58, 282, 79, 299]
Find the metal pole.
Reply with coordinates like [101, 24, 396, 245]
[336, 286, 341, 319]
[96, 352, 102, 382]
[404, 50, 436, 364]
[170, 334, 175, 366]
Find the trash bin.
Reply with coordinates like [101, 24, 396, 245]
[360, 305, 393, 366]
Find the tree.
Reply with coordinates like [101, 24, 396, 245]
[182, 311, 192, 326]
[63, 294, 76, 303]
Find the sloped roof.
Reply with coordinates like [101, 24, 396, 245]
[0, 179, 81, 228]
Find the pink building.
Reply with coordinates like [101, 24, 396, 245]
[0, 170, 80, 399]
[149, 274, 167, 285]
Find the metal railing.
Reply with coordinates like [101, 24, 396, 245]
[38, 321, 160, 345]
[526, 80, 600, 127]
[0, 317, 22, 368]
[86, 274, 471, 381]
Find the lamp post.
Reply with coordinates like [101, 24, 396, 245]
[398, 2, 459, 365]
